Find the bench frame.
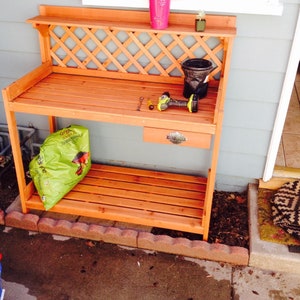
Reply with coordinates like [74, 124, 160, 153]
[2, 5, 236, 240]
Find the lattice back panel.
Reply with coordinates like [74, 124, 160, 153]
[49, 25, 224, 79]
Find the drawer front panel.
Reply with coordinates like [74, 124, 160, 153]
[143, 127, 211, 148]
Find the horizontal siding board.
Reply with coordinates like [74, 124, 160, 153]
[226, 70, 285, 104]
[220, 127, 271, 156]
[231, 37, 291, 72]
[236, 4, 299, 39]
[57, 119, 143, 141]
[0, 23, 39, 52]
[215, 174, 257, 192]
[217, 151, 266, 178]
[0, 51, 41, 78]
[223, 99, 278, 131]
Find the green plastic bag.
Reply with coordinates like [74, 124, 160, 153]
[29, 125, 91, 210]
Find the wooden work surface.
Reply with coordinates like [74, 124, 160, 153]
[7, 70, 218, 134]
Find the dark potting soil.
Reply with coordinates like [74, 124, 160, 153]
[151, 191, 249, 249]
[0, 165, 20, 212]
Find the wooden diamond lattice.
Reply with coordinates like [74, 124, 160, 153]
[49, 25, 224, 79]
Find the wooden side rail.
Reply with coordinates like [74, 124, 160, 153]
[2, 5, 236, 240]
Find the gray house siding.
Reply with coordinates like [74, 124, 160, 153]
[0, 0, 299, 191]
[217, 1, 300, 190]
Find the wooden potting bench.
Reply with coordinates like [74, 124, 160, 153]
[2, 5, 236, 240]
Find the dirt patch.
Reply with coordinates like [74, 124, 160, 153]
[0, 164, 249, 249]
[0, 165, 19, 211]
[152, 191, 249, 249]
[208, 191, 249, 248]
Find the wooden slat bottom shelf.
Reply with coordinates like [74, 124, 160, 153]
[26, 164, 207, 234]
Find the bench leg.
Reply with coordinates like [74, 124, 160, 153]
[48, 116, 56, 133]
[3, 110, 29, 213]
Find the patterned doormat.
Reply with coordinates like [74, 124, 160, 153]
[258, 188, 300, 246]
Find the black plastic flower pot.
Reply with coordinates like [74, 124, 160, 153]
[182, 58, 213, 99]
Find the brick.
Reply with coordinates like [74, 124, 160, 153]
[38, 218, 72, 236]
[70, 222, 90, 239]
[137, 232, 173, 253]
[38, 217, 57, 233]
[85, 224, 106, 241]
[54, 219, 73, 235]
[224, 246, 249, 265]
[211, 243, 231, 253]
[168, 237, 192, 256]
[5, 211, 39, 231]
[102, 227, 138, 247]
[205, 243, 249, 265]
[178, 240, 211, 259]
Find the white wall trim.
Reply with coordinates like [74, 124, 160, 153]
[263, 10, 300, 181]
[82, 0, 283, 16]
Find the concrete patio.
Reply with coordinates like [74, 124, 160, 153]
[1, 183, 300, 299]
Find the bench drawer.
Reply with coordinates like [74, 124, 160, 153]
[143, 127, 212, 148]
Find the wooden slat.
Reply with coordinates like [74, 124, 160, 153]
[87, 170, 206, 192]
[91, 163, 207, 184]
[52, 65, 185, 84]
[75, 179, 203, 206]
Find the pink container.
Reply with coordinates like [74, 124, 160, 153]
[149, 0, 171, 30]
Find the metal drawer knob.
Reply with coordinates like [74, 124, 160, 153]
[166, 132, 187, 144]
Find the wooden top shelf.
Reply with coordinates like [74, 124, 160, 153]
[27, 15, 236, 37]
[27, 5, 236, 37]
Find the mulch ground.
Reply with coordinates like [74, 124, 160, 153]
[0, 165, 249, 249]
[0, 165, 20, 211]
[152, 191, 249, 249]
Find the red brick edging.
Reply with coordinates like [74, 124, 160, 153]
[2, 210, 249, 265]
